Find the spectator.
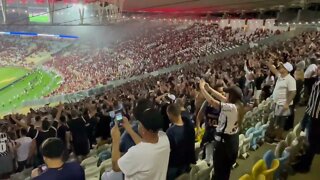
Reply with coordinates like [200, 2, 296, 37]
[0, 126, 15, 179]
[111, 109, 170, 180]
[196, 84, 224, 165]
[67, 110, 90, 161]
[166, 103, 195, 180]
[265, 61, 296, 141]
[253, 68, 265, 105]
[31, 138, 85, 180]
[119, 99, 152, 153]
[15, 128, 33, 172]
[56, 116, 70, 149]
[294, 64, 320, 172]
[302, 57, 318, 105]
[199, 80, 244, 180]
[35, 120, 56, 165]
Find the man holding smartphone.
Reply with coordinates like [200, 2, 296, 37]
[111, 108, 170, 180]
[31, 138, 85, 180]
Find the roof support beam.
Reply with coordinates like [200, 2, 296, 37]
[0, 0, 7, 24]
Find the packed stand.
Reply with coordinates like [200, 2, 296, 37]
[45, 22, 274, 95]
[0, 36, 72, 67]
[0, 30, 320, 180]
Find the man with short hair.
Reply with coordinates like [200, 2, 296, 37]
[265, 61, 296, 141]
[15, 128, 33, 172]
[166, 103, 195, 180]
[303, 57, 318, 104]
[67, 110, 90, 161]
[31, 138, 85, 180]
[111, 108, 170, 180]
[35, 120, 56, 165]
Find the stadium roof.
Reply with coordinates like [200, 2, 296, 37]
[4, 0, 320, 13]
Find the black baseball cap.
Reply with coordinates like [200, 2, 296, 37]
[139, 108, 163, 132]
[223, 86, 244, 102]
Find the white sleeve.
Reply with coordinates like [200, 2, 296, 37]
[221, 102, 237, 112]
[288, 77, 297, 91]
[118, 145, 142, 176]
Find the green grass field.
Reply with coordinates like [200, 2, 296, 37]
[0, 67, 29, 89]
[0, 67, 62, 115]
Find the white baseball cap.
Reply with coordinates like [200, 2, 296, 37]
[281, 62, 293, 72]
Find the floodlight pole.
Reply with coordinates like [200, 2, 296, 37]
[79, 0, 85, 25]
[0, 0, 7, 24]
[97, 0, 106, 24]
[48, 0, 54, 24]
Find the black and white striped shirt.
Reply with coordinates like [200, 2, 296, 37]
[306, 79, 320, 119]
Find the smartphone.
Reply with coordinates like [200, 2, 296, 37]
[115, 112, 123, 126]
[38, 165, 48, 173]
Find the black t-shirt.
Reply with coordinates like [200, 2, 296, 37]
[95, 115, 111, 140]
[255, 76, 265, 90]
[27, 125, 38, 139]
[238, 76, 246, 90]
[57, 124, 69, 145]
[49, 127, 57, 137]
[67, 118, 88, 143]
[36, 130, 56, 150]
[160, 103, 170, 132]
[166, 122, 196, 167]
[33, 162, 85, 180]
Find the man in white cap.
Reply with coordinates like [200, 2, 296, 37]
[265, 60, 296, 141]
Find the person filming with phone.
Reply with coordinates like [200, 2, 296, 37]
[31, 138, 85, 180]
[111, 108, 170, 180]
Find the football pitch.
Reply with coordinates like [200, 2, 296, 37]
[0, 67, 62, 115]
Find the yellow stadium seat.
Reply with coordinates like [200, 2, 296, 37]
[239, 174, 253, 180]
[252, 159, 267, 179]
[262, 159, 280, 180]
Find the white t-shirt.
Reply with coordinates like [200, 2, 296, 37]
[216, 103, 239, 135]
[272, 74, 296, 105]
[15, 136, 32, 162]
[304, 64, 317, 78]
[118, 131, 170, 180]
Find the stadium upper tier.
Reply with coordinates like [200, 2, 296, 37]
[42, 22, 275, 95]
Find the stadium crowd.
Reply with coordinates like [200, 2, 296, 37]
[45, 22, 274, 95]
[0, 28, 320, 180]
[0, 36, 71, 67]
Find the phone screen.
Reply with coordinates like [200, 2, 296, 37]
[115, 113, 123, 126]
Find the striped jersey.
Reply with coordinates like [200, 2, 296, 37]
[306, 79, 320, 119]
